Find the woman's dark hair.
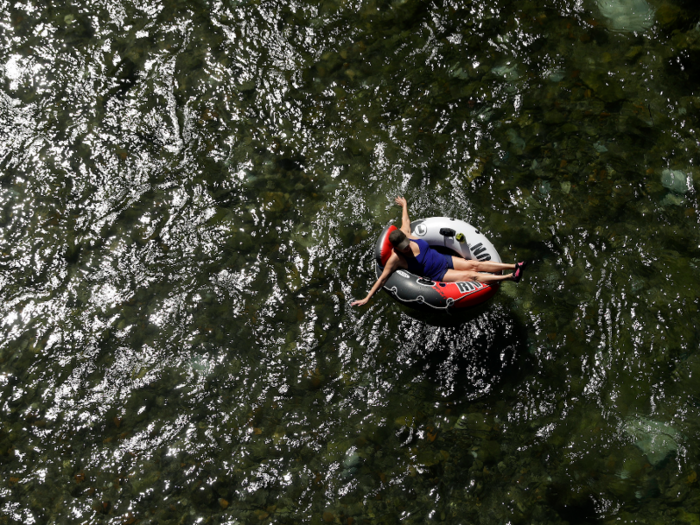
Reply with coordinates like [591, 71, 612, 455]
[389, 229, 407, 247]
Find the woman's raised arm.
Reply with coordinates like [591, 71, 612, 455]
[395, 196, 411, 236]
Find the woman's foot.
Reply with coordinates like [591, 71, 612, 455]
[513, 261, 527, 283]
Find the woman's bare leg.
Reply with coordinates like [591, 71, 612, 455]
[450, 257, 516, 273]
[442, 269, 514, 283]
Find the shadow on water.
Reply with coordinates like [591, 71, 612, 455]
[549, 498, 600, 525]
[393, 300, 528, 400]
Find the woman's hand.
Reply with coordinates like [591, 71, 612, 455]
[351, 298, 369, 307]
[395, 196, 407, 208]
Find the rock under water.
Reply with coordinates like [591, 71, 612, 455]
[661, 169, 691, 194]
[597, 0, 655, 32]
[623, 416, 681, 466]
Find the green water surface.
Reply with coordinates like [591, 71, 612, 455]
[2, 0, 700, 523]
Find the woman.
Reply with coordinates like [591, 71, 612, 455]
[351, 197, 525, 307]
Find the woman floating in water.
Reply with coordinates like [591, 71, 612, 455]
[351, 197, 526, 307]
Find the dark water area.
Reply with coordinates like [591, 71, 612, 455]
[2, 0, 700, 522]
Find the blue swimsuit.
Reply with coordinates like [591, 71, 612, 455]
[402, 239, 454, 281]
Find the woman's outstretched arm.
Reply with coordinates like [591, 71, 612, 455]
[351, 256, 399, 307]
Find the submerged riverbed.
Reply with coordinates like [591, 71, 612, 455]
[2, 0, 700, 522]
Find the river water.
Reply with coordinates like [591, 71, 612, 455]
[2, 0, 700, 523]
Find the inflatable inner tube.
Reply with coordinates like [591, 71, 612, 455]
[374, 217, 502, 310]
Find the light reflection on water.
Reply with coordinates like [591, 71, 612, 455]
[2, 0, 700, 522]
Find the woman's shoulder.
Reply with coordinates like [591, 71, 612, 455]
[387, 250, 408, 268]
